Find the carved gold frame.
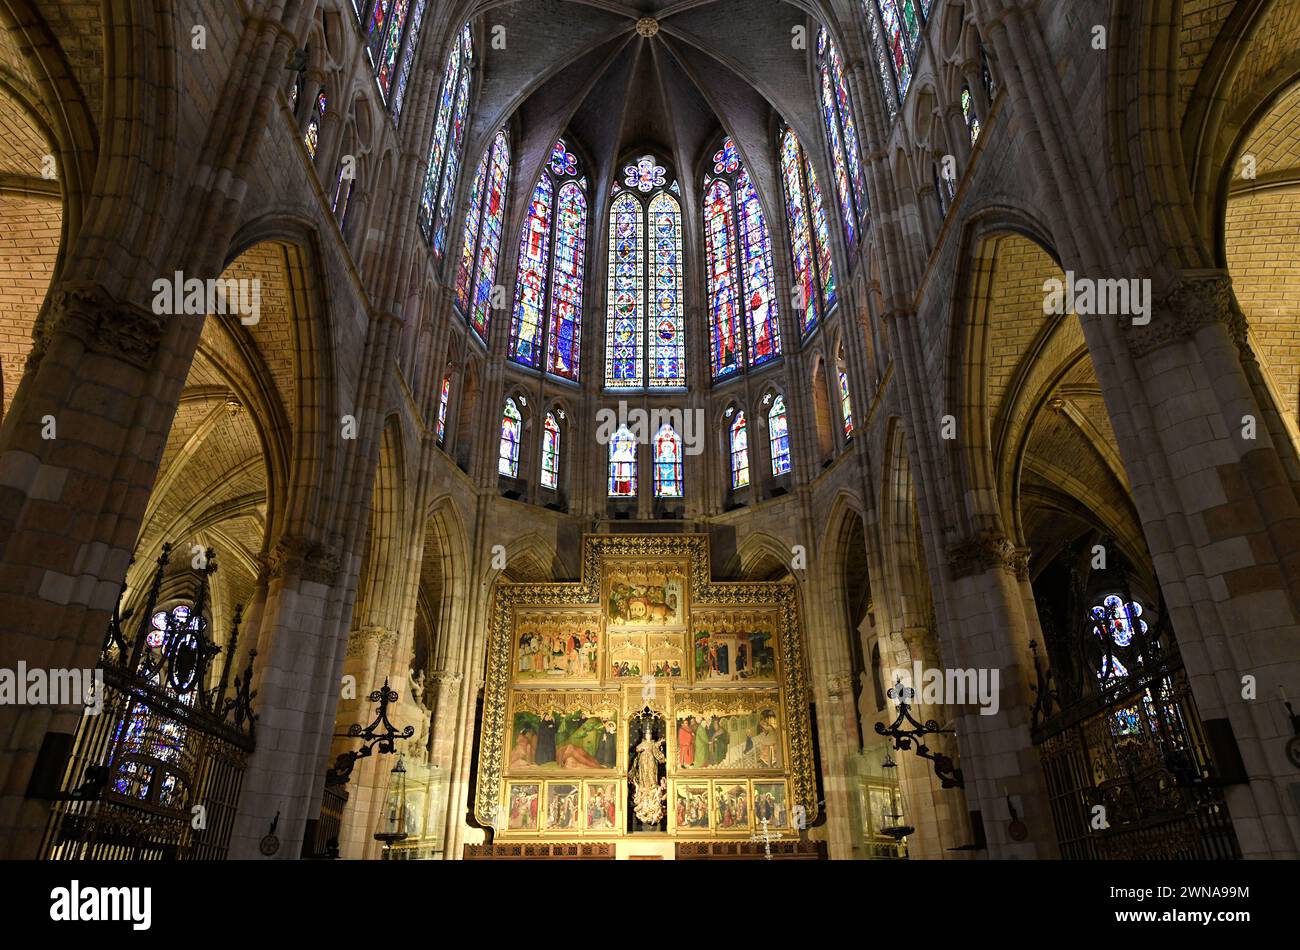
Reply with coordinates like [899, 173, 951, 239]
[475, 534, 817, 832]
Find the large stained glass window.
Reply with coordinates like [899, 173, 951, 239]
[609, 424, 638, 497]
[499, 397, 522, 477]
[509, 139, 587, 380]
[817, 31, 869, 246]
[454, 130, 510, 340]
[418, 24, 473, 256]
[779, 128, 837, 337]
[653, 424, 683, 498]
[541, 412, 561, 490]
[769, 395, 791, 476]
[870, 0, 928, 108]
[704, 137, 780, 380]
[605, 156, 685, 389]
[729, 411, 750, 490]
[436, 373, 451, 445]
[360, 0, 427, 120]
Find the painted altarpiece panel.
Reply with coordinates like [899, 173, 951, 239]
[477, 535, 815, 840]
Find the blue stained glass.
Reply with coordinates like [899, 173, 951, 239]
[820, 70, 856, 245]
[713, 136, 741, 175]
[605, 193, 643, 387]
[391, 0, 427, 120]
[624, 156, 666, 192]
[510, 176, 554, 368]
[374, 0, 411, 101]
[550, 139, 579, 176]
[433, 66, 472, 256]
[548, 181, 586, 380]
[454, 150, 489, 315]
[729, 412, 750, 489]
[609, 425, 637, 496]
[653, 424, 683, 498]
[827, 39, 869, 219]
[769, 395, 791, 476]
[735, 167, 780, 367]
[780, 130, 819, 335]
[499, 397, 521, 477]
[649, 193, 685, 387]
[704, 178, 741, 379]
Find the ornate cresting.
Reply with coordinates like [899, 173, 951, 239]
[474, 534, 818, 835]
[41, 545, 257, 860]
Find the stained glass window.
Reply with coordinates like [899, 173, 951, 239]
[604, 158, 685, 389]
[769, 395, 791, 476]
[391, 0, 427, 120]
[779, 128, 837, 336]
[419, 24, 473, 255]
[817, 32, 868, 246]
[653, 424, 683, 498]
[1090, 594, 1148, 682]
[608, 424, 638, 497]
[541, 412, 561, 489]
[864, 0, 899, 118]
[510, 176, 553, 368]
[436, 374, 451, 445]
[362, 0, 426, 119]
[838, 367, 855, 438]
[499, 397, 522, 477]
[509, 140, 587, 380]
[454, 131, 511, 340]
[704, 138, 781, 380]
[962, 86, 982, 144]
[729, 412, 750, 489]
[304, 91, 327, 160]
[872, 0, 926, 106]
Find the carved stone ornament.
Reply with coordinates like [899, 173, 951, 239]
[260, 535, 342, 585]
[1125, 273, 1247, 359]
[824, 671, 855, 700]
[948, 529, 1028, 580]
[635, 16, 659, 37]
[345, 626, 397, 658]
[30, 282, 167, 370]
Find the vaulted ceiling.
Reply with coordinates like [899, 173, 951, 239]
[461, 0, 844, 246]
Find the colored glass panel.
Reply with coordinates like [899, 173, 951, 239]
[541, 413, 560, 489]
[769, 395, 791, 475]
[820, 70, 856, 245]
[780, 130, 820, 335]
[374, 0, 411, 100]
[735, 166, 780, 367]
[470, 132, 510, 340]
[391, 0, 426, 120]
[436, 374, 451, 444]
[548, 181, 586, 380]
[499, 398, 521, 477]
[649, 193, 685, 387]
[510, 176, 554, 368]
[605, 193, 643, 387]
[704, 178, 741, 379]
[729, 412, 750, 489]
[653, 424, 683, 498]
[454, 150, 489, 315]
[609, 425, 637, 496]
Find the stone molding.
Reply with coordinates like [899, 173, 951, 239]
[260, 535, 342, 585]
[31, 282, 166, 370]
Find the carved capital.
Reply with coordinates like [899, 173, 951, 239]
[824, 671, 855, 700]
[34, 282, 166, 370]
[345, 625, 397, 658]
[428, 669, 464, 685]
[260, 535, 342, 585]
[948, 529, 1027, 580]
[1125, 273, 1245, 359]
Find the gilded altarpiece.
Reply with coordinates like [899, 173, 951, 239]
[476, 535, 816, 840]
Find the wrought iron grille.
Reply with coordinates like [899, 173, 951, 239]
[1030, 548, 1240, 860]
[40, 544, 257, 860]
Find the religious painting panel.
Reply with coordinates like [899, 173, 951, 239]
[673, 780, 711, 832]
[513, 608, 601, 683]
[691, 608, 779, 683]
[582, 780, 621, 832]
[603, 560, 688, 628]
[864, 783, 905, 840]
[543, 781, 581, 832]
[712, 781, 752, 832]
[504, 781, 541, 832]
[647, 632, 687, 680]
[672, 690, 784, 771]
[507, 691, 621, 772]
[608, 632, 646, 680]
[751, 779, 790, 830]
